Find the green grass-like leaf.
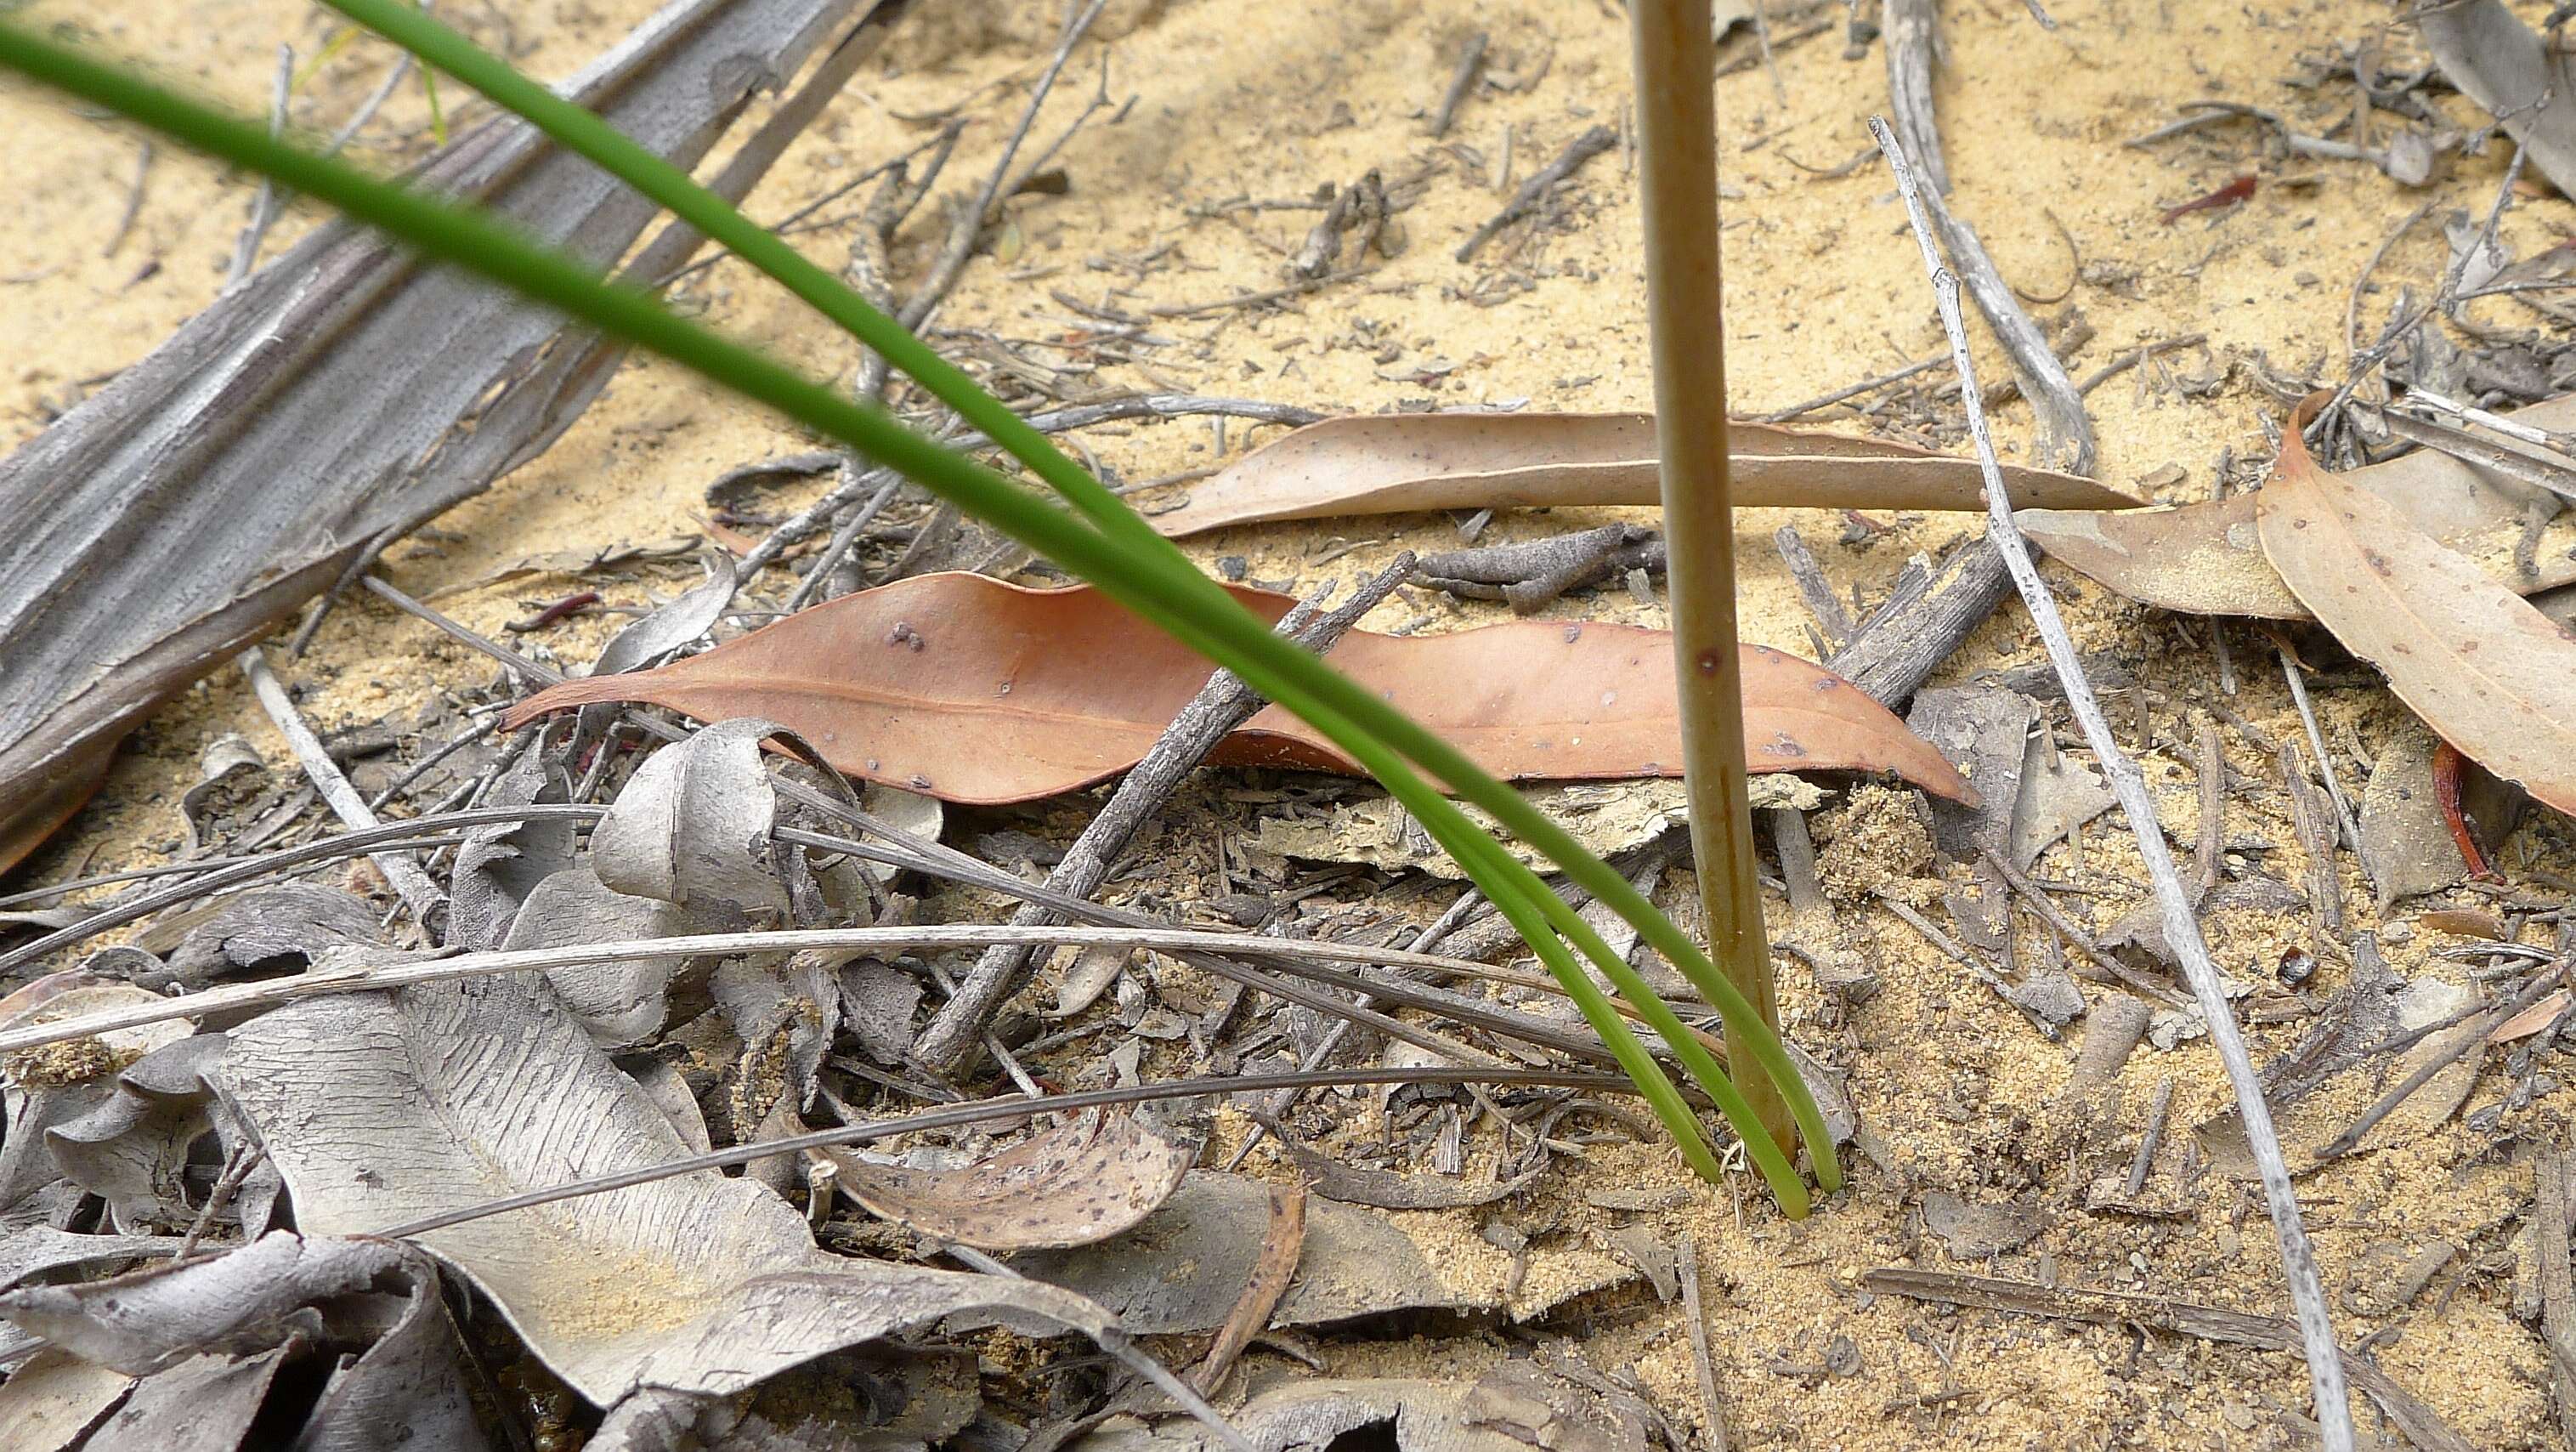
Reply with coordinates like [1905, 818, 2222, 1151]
[0, 12, 1841, 1209]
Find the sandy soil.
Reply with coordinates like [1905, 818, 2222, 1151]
[3, 0, 2571, 1446]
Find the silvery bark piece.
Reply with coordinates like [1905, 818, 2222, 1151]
[0, 0, 881, 867]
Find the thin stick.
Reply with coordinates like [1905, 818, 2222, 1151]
[224, 44, 293, 286]
[1752, 354, 1945, 423]
[376, 1064, 1629, 1242]
[0, 923, 1636, 1058]
[1430, 31, 1487, 138]
[239, 647, 446, 927]
[1630, 0, 1787, 1151]
[1456, 124, 1616, 262]
[2314, 965, 2565, 1161]
[1677, 1233, 1732, 1452]
[2279, 649, 2361, 849]
[1872, 115, 2356, 1452]
[2124, 1075, 2173, 1195]
[102, 140, 150, 257]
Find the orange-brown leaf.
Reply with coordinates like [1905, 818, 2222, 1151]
[501, 574, 1975, 807]
[2254, 411, 2576, 816]
[1149, 412, 2141, 536]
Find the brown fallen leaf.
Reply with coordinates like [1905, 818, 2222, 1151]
[824, 1110, 1192, 1251]
[2254, 403, 2576, 817]
[2019, 394, 2576, 619]
[1147, 412, 2141, 536]
[502, 573, 1975, 807]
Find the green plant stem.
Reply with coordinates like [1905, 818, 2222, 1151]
[0, 19, 1837, 1201]
[321, 0, 1843, 1194]
[1626, 0, 1789, 1151]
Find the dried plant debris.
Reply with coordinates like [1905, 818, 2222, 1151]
[824, 1110, 1192, 1251]
[448, 752, 579, 951]
[0, 983, 197, 1217]
[2357, 719, 2522, 910]
[507, 575, 1974, 804]
[0, 0, 889, 876]
[2254, 404, 2576, 817]
[590, 717, 790, 916]
[213, 976, 1123, 1404]
[1145, 411, 2137, 536]
[0, 1233, 491, 1451]
[2417, 0, 2576, 198]
[2018, 393, 2576, 619]
[1904, 685, 2035, 859]
[1010, 1171, 1511, 1334]
[1078, 1364, 1654, 1452]
[1245, 777, 1816, 879]
[2196, 976, 2483, 1176]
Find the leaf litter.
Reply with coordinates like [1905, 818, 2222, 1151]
[11, 0, 2576, 1445]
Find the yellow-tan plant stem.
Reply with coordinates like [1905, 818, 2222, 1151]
[1627, 0, 1791, 1152]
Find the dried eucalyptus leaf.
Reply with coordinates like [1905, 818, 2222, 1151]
[148, 884, 382, 989]
[826, 1112, 1191, 1251]
[0, 1232, 491, 1452]
[76, 1346, 291, 1452]
[501, 865, 722, 1047]
[1011, 1171, 1502, 1333]
[590, 556, 739, 678]
[0, 1226, 185, 1295]
[593, 719, 787, 914]
[44, 1035, 227, 1233]
[450, 752, 577, 950]
[0, 1348, 134, 1452]
[1904, 686, 2035, 860]
[214, 978, 1131, 1404]
[711, 950, 834, 1117]
[2007, 735, 2117, 870]
[0, 986, 195, 1214]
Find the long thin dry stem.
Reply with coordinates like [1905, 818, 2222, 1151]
[1871, 116, 2356, 1452]
[1628, 0, 1787, 1151]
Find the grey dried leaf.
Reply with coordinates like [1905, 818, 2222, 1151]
[2007, 734, 2117, 870]
[0, 1232, 491, 1451]
[1047, 943, 1130, 1019]
[2005, 968, 2088, 1028]
[0, 1227, 185, 1295]
[0, 984, 195, 1214]
[44, 1035, 228, 1234]
[2418, 0, 2576, 198]
[2357, 720, 2522, 910]
[1268, 1134, 1539, 1211]
[450, 752, 578, 951]
[0, 1348, 134, 1452]
[593, 719, 788, 915]
[146, 883, 382, 990]
[590, 556, 740, 678]
[74, 1345, 291, 1452]
[2195, 978, 2482, 1178]
[1011, 1171, 1498, 1334]
[1919, 1191, 2047, 1259]
[827, 1111, 1192, 1252]
[178, 734, 268, 853]
[214, 977, 1127, 1404]
[1905, 686, 2035, 860]
[500, 865, 722, 1047]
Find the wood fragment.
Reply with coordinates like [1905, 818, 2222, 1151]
[1677, 1233, 1732, 1452]
[1774, 525, 1854, 646]
[2124, 1075, 2173, 1195]
[1457, 124, 1616, 262]
[1859, 1269, 2470, 1452]
[2279, 742, 2347, 938]
[1430, 31, 1488, 139]
[2533, 1149, 2576, 1448]
[240, 647, 446, 928]
[2314, 965, 2564, 1162]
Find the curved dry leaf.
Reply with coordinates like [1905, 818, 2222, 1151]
[824, 1111, 1192, 1251]
[45, 1035, 228, 1234]
[1146, 412, 2139, 536]
[503, 574, 1975, 807]
[499, 865, 729, 1048]
[1010, 1171, 1503, 1333]
[2020, 393, 2576, 619]
[450, 752, 577, 952]
[2254, 418, 2576, 816]
[593, 718, 787, 915]
[590, 556, 739, 678]
[213, 978, 1127, 1405]
[0, 985, 195, 1215]
[0, 1232, 493, 1452]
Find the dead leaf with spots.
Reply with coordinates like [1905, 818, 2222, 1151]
[1144, 411, 2139, 536]
[823, 1110, 1192, 1251]
[2254, 401, 2576, 817]
[502, 574, 1974, 806]
[2019, 393, 2576, 619]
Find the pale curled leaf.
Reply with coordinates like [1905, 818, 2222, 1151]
[589, 554, 739, 678]
[2253, 415, 2576, 816]
[592, 717, 788, 914]
[505, 575, 1975, 807]
[0, 1231, 493, 1452]
[450, 752, 578, 951]
[1147, 411, 2138, 536]
[499, 865, 717, 1047]
[826, 1111, 1192, 1251]
[2019, 393, 2576, 619]
[213, 977, 1127, 1404]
